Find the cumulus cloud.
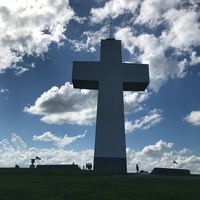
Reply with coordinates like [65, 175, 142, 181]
[68, 26, 109, 52]
[0, 133, 93, 168]
[33, 131, 86, 148]
[125, 109, 163, 133]
[141, 140, 173, 157]
[24, 82, 98, 125]
[126, 140, 200, 173]
[1, 133, 200, 174]
[135, 0, 179, 27]
[24, 82, 151, 126]
[190, 51, 200, 66]
[114, 26, 189, 91]
[184, 111, 200, 126]
[1, 0, 199, 93]
[11, 133, 27, 151]
[163, 8, 200, 49]
[0, 0, 78, 73]
[90, 0, 140, 24]
[123, 90, 150, 113]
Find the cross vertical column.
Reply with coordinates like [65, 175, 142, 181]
[94, 78, 127, 172]
[93, 40, 127, 172]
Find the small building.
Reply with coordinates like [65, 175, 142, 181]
[36, 164, 80, 170]
[151, 168, 190, 176]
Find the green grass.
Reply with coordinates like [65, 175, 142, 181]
[0, 168, 199, 200]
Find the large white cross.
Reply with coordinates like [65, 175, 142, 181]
[72, 38, 149, 172]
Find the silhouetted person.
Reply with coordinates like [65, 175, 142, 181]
[136, 164, 139, 173]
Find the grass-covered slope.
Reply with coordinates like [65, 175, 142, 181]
[0, 168, 199, 200]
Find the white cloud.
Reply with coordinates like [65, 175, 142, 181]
[115, 27, 190, 91]
[1, 0, 199, 93]
[163, 8, 200, 49]
[190, 51, 200, 66]
[90, 0, 140, 24]
[141, 140, 173, 157]
[33, 131, 86, 148]
[125, 108, 163, 133]
[1, 133, 200, 174]
[135, 0, 180, 27]
[68, 26, 109, 52]
[0, 133, 93, 168]
[11, 133, 27, 151]
[24, 82, 151, 125]
[124, 90, 150, 113]
[0, 0, 77, 73]
[184, 111, 200, 126]
[127, 140, 200, 174]
[0, 88, 9, 93]
[24, 82, 98, 125]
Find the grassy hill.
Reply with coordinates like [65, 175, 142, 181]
[0, 168, 199, 200]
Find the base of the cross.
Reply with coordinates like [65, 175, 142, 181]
[94, 157, 127, 173]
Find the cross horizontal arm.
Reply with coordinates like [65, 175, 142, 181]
[121, 63, 149, 91]
[72, 61, 101, 90]
[72, 61, 149, 91]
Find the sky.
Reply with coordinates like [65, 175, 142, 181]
[0, 0, 200, 173]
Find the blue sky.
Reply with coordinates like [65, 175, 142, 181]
[0, 0, 200, 173]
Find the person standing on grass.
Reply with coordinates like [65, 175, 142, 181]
[136, 164, 139, 173]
